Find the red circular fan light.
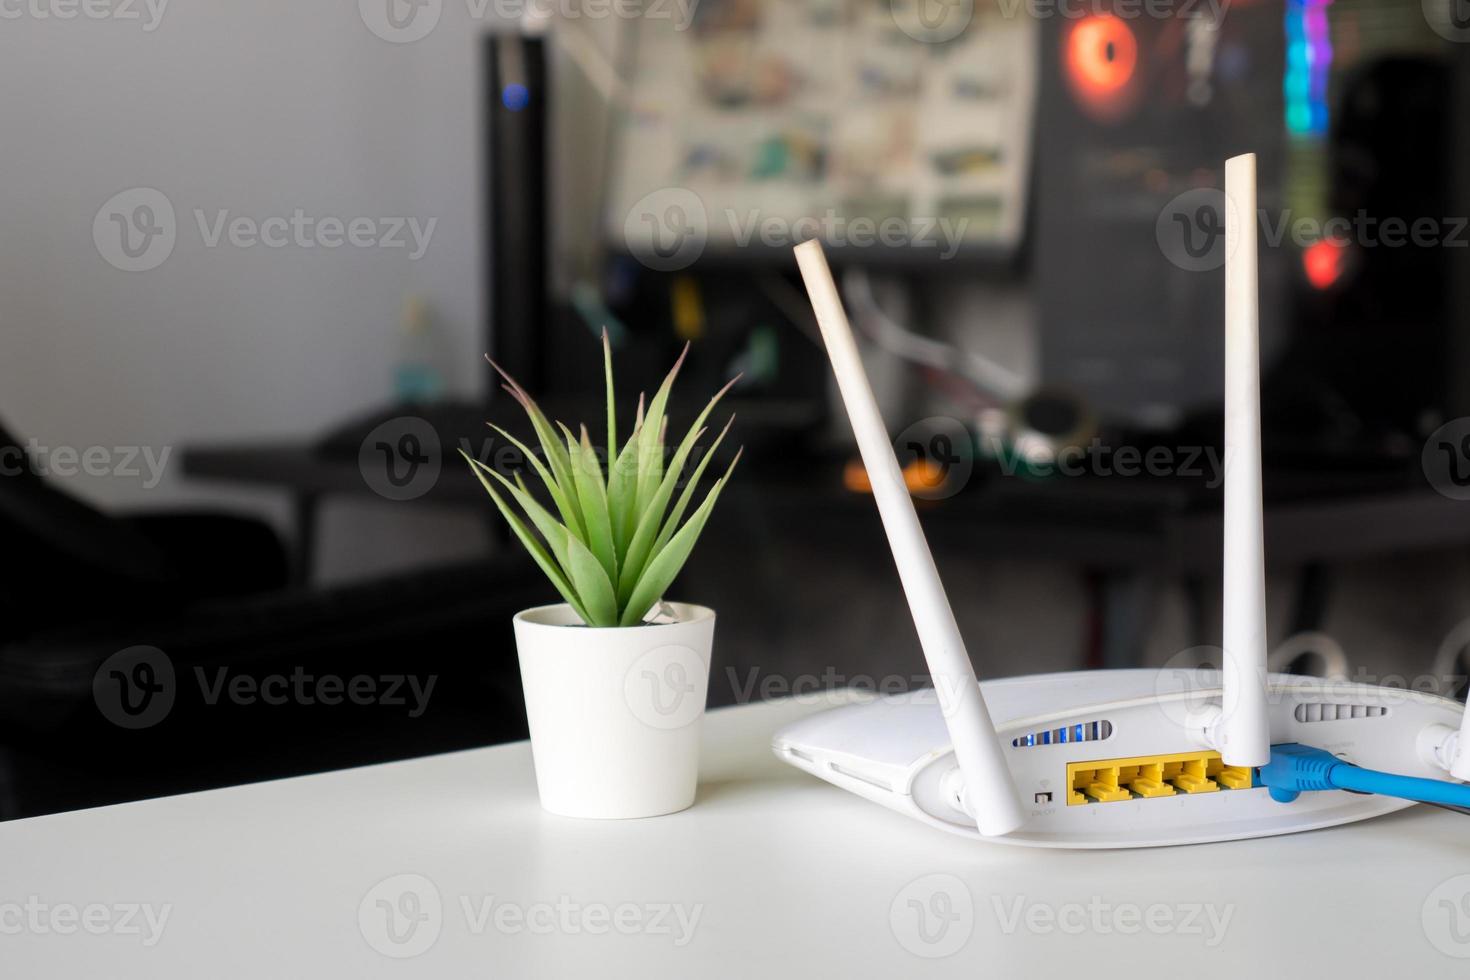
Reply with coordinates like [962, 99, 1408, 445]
[1064, 15, 1139, 121]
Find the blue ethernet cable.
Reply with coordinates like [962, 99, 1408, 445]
[1260, 743, 1470, 807]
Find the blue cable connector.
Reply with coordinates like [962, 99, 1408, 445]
[1260, 742, 1470, 807]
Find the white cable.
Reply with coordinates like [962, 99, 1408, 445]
[841, 267, 1027, 403]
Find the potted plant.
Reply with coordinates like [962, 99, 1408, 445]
[461, 333, 739, 819]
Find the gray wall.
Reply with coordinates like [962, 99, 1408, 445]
[0, 0, 507, 576]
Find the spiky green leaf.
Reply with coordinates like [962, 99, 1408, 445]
[603, 328, 617, 464]
[654, 417, 735, 556]
[462, 453, 593, 625]
[563, 531, 619, 627]
[488, 359, 584, 540]
[606, 419, 643, 560]
[464, 454, 571, 572]
[618, 464, 735, 626]
[616, 425, 707, 605]
[484, 422, 583, 540]
[634, 343, 688, 517]
[560, 422, 617, 583]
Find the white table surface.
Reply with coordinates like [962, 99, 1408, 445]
[5, 692, 1470, 978]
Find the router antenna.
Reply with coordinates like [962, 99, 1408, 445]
[794, 240, 1026, 837]
[1220, 153, 1272, 768]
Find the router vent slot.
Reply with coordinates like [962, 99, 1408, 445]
[827, 762, 892, 793]
[1011, 719, 1113, 748]
[1294, 703, 1388, 723]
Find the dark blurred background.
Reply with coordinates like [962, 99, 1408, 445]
[4, 0, 1470, 820]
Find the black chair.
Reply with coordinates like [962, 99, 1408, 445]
[0, 423, 544, 819]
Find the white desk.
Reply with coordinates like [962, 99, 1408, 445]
[5, 693, 1469, 978]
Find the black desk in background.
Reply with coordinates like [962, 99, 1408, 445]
[180, 438, 1470, 591]
[180, 438, 1470, 673]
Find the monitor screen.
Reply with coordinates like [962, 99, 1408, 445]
[605, 0, 1039, 269]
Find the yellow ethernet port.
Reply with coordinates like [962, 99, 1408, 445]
[1067, 751, 1256, 805]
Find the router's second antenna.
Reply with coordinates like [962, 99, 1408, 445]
[1220, 153, 1272, 768]
[794, 240, 1026, 837]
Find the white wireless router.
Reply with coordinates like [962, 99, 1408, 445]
[776, 155, 1470, 848]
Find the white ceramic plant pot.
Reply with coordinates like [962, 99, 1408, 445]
[513, 602, 715, 819]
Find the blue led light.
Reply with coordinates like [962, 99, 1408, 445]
[502, 83, 530, 112]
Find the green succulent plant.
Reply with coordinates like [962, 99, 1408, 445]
[461, 333, 740, 627]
